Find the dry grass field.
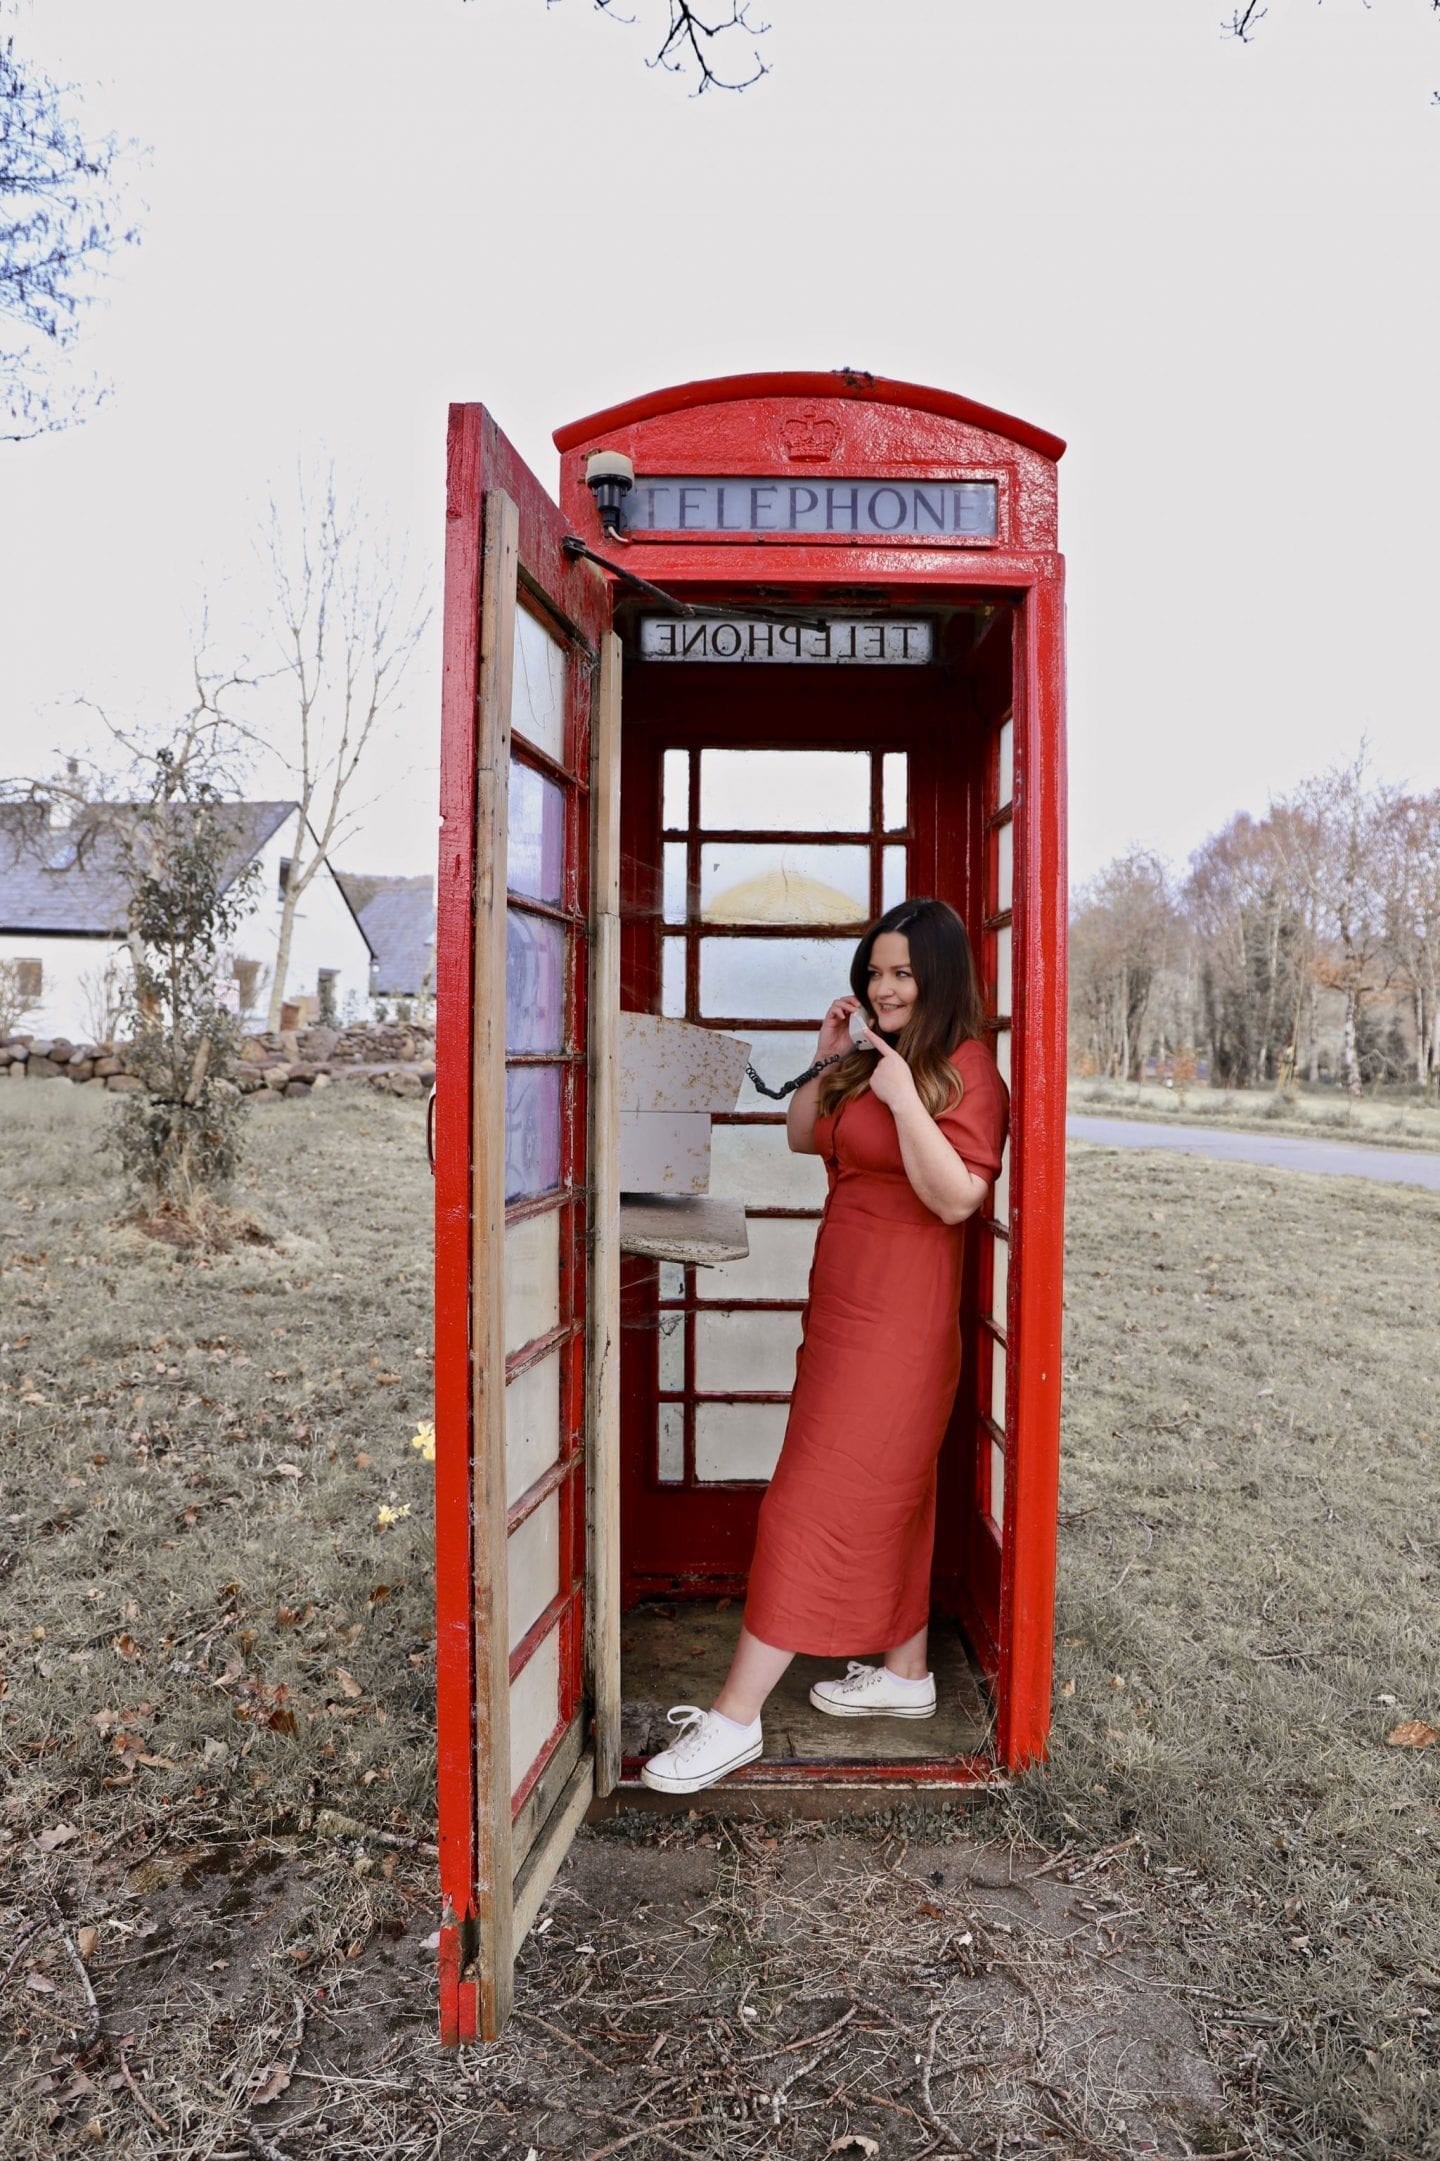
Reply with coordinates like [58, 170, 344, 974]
[1, 1086, 1437, 2160]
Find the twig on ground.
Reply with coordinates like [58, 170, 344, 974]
[46, 1894, 102, 2052]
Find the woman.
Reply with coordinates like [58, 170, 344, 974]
[641, 896, 1010, 1794]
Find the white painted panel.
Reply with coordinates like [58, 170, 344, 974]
[989, 1437, 1006, 1530]
[511, 604, 567, 763]
[509, 1623, 561, 1800]
[658, 1402, 684, 1482]
[990, 1232, 1009, 1335]
[993, 1147, 1010, 1224]
[658, 1309, 685, 1391]
[659, 1261, 686, 1299]
[701, 843, 869, 923]
[994, 1026, 1011, 1087]
[990, 1343, 1007, 1430]
[996, 821, 1013, 914]
[697, 1216, 818, 1302]
[695, 1401, 789, 1483]
[619, 1109, 712, 1195]
[701, 749, 870, 832]
[994, 925, 1012, 1018]
[997, 718, 1013, 808]
[663, 842, 687, 924]
[883, 846, 906, 911]
[505, 1348, 561, 1507]
[695, 1308, 805, 1393]
[504, 1209, 560, 1358]
[711, 1121, 829, 1208]
[507, 1491, 560, 1656]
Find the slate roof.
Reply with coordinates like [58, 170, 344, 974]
[339, 874, 435, 996]
[0, 800, 296, 936]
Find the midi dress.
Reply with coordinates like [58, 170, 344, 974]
[741, 1037, 1010, 1658]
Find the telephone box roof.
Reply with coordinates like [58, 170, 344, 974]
[554, 371, 1066, 465]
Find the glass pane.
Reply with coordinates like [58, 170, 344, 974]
[506, 1490, 559, 1655]
[994, 1025, 1011, 1088]
[663, 748, 689, 830]
[883, 752, 908, 830]
[990, 1343, 1007, 1430]
[989, 1437, 1005, 1530]
[711, 1122, 828, 1208]
[504, 1208, 560, 1357]
[663, 842, 688, 924]
[994, 925, 1012, 1017]
[508, 759, 565, 905]
[697, 1216, 818, 1302]
[700, 936, 854, 1021]
[883, 846, 906, 912]
[512, 604, 567, 764]
[990, 1231, 1009, 1334]
[657, 1402, 684, 1482]
[701, 749, 870, 832]
[661, 937, 686, 1018]
[658, 1309, 685, 1391]
[733, 1030, 827, 1111]
[695, 1309, 804, 1393]
[995, 822, 1013, 915]
[695, 1402, 788, 1483]
[505, 1347, 560, 1505]
[997, 718, 1014, 808]
[505, 1063, 562, 1201]
[509, 1621, 560, 1799]
[659, 1260, 686, 1300]
[700, 844, 869, 924]
[506, 911, 566, 1053]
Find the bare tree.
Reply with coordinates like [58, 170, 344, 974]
[258, 466, 429, 1030]
[1283, 751, 1401, 1098]
[1, 23, 141, 440]
[1384, 791, 1440, 1099]
[491, 0, 771, 92]
[1069, 849, 1178, 1081]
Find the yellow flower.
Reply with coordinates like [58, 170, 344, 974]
[410, 1420, 436, 1464]
[376, 1502, 412, 1529]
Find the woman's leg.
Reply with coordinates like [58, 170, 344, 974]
[884, 1621, 930, 1680]
[713, 1625, 795, 1724]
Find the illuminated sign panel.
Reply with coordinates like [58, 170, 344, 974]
[638, 617, 934, 664]
[621, 477, 998, 538]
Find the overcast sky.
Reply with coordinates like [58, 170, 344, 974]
[2, 0, 1437, 889]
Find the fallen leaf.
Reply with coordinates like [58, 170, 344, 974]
[112, 1634, 141, 1661]
[827, 2139, 879, 2158]
[76, 1927, 98, 1960]
[25, 1971, 57, 1993]
[332, 1667, 363, 1699]
[250, 2062, 292, 2106]
[274, 1463, 303, 1480]
[1387, 1720, 1438, 1749]
[36, 1823, 80, 1851]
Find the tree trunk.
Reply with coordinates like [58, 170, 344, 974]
[265, 814, 308, 1030]
[1342, 987, 1361, 1097]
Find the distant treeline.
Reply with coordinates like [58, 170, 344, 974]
[1069, 754, 1440, 1097]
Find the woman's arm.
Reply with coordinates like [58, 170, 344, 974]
[785, 1068, 825, 1154]
[890, 1097, 990, 1223]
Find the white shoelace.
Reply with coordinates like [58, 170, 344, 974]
[662, 1705, 711, 1759]
[836, 1661, 882, 1693]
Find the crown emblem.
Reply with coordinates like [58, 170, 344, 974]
[780, 408, 840, 462]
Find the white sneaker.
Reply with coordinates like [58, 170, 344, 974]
[809, 1661, 938, 1719]
[639, 1704, 763, 1793]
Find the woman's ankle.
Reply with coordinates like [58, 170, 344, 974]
[712, 1691, 761, 1727]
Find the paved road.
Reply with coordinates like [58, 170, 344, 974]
[1067, 1115, 1440, 1194]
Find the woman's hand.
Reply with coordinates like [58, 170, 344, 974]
[857, 1020, 919, 1111]
[815, 995, 864, 1061]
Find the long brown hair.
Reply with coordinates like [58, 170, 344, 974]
[815, 897, 987, 1120]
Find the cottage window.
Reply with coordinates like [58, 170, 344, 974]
[15, 958, 42, 998]
[277, 857, 292, 901]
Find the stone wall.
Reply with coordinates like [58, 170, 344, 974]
[0, 1022, 437, 1100]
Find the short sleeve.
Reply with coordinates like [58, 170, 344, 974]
[934, 1042, 1009, 1185]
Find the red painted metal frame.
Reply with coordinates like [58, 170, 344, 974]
[434, 407, 612, 2045]
[556, 374, 1067, 1778]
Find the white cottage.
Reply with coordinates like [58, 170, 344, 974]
[0, 800, 374, 1040]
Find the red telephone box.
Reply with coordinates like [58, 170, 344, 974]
[433, 373, 1067, 2040]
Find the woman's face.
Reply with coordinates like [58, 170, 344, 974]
[866, 932, 919, 1033]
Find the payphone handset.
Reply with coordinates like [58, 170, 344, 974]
[848, 1005, 874, 1048]
[745, 1004, 876, 1101]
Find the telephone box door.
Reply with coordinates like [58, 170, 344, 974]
[433, 407, 621, 2042]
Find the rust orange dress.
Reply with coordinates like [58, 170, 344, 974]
[741, 1037, 1010, 1657]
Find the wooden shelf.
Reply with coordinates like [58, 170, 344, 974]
[618, 1194, 750, 1267]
